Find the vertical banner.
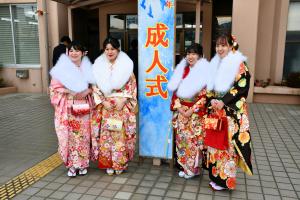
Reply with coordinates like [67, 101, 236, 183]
[138, 0, 175, 159]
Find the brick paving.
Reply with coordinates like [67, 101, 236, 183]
[0, 93, 300, 199]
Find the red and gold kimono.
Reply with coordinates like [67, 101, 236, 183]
[168, 58, 209, 176]
[206, 51, 253, 190]
[91, 51, 137, 171]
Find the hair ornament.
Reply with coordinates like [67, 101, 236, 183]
[231, 34, 238, 52]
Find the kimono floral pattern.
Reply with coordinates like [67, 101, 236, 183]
[49, 79, 92, 169]
[92, 74, 137, 171]
[171, 88, 207, 176]
[207, 62, 253, 190]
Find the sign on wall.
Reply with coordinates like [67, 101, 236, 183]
[138, 0, 175, 159]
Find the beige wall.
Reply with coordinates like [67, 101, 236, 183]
[0, 0, 35, 3]
[232, 0, 260, 102]
[48, 1, 68, 67]
[0, 68, 43, 93]
[270, 0, 289, 84]
[47, 0, 58, 68]
[176, 1, 196, 12]
[255, 0, 289, 85]
[255, 0, 276, 82]
[57, 2, 69, 40]
[202, 2, 212, 59]
[37, 0, 49, 93]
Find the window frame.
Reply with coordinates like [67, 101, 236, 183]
[282, 0, 300, 80]
[0, 3, 40, 68]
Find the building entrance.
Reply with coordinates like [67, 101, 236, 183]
[72, 7, 99, 62]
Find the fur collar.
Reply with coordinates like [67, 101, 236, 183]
[207, 51, 247, 92]
[49, 54, 95, 92]
[167, 58, 209, 99]
[93, 51, 133, 96]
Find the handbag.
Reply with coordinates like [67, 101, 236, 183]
[71, 99, 90, 116]
[204, 116, 222, 131]
[204, 114, 229, 150]
[102, 118, 123, 131]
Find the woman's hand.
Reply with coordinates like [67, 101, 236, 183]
[64, 88, 76, 96]
[115, 98, 127, 111]
[211, 99, 224, 110]
[75, 88, 92, 99]
[177, 107, 186, 115]
[183, 108, 193, 118]
[210, 99, 217, 109]
[102, 101, 113, 110]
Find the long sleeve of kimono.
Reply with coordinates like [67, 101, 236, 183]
[191, 89, 207, 114]
[49, 79, 67, 106]
[92, 85, 106, 106]
[170, 93, 181, 111]
[170, 89, 206, 115]
[125, 74, 137, 112]
[220, 63, 251, 111]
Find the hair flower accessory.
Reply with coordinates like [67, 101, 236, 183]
[231, 35, 238, 52]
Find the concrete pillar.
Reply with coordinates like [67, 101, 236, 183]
[68, 7, 73, 40]
[255, 0, 276, 82]
[47, 1, 69, 67]
[202, 1, 212, 59]
[195, 0, 201, 43]
[270, 0, 289, 84]
[232, 0, 260, 102]
[37, 0, 50, 93]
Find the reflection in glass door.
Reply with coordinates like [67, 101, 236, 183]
[109, 14, 138, 80]
[109, 14, 137, 52]
[175, 12, 201, 64]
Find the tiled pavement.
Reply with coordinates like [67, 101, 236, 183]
[0, 93, 57, 186]
[0, 93, 300, 200]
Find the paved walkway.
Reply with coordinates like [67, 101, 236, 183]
[0, 93, 57, 186]
[0, 93, 299, 200]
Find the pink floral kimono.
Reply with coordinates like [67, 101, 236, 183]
[49, 54, 95, 169]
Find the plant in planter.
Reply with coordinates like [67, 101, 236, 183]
[254, 78, 271, 88]
[0, 78, 6, 88]
[286, 72, 300, 88]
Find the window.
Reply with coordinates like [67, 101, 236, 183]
[175, 12, 202, 61]
[109, 15, 125, 30]
[0, 5, 14, 65]
[0, 4, 40, 66]
[283, 1, 300, 80]
[108, 14, 138, 52]
[215, 16, 232, 36]
[126, 15, 138, 29]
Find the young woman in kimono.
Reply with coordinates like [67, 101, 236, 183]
[49, 41, 95, 177]
[206, 34, 253, 190]
[167, 43, 209, 179]
[92, 37, 137, 175]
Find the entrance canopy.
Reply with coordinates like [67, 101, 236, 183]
[51, 0, 115, 8]
[51, 0, 200, 7]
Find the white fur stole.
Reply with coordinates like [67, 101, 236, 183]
[49, 54, 95, 92]
[167, 58, 209, 99]
[93, 51, 133, 96]
[207, 51, 247, 92]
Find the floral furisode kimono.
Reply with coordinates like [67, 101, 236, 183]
[167, 58, 209, 176]
[49, 54, 95, 169]
[206, 50, 253, 190]
[92, 51, 137, 171]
